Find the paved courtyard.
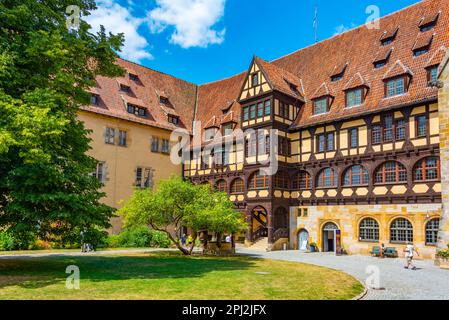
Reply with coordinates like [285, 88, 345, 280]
[237, 248, 449, 300]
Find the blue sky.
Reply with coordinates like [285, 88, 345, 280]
[85, 0, 420, 84]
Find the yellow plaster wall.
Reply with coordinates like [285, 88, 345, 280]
[78, 111, 181, 233]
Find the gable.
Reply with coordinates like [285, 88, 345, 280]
[239, 60, 272, 101]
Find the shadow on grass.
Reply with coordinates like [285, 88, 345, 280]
[0, 251, 258, 290]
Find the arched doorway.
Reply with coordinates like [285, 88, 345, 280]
[297, 229, 309, 251]
[322, 222, 339, 253]
[251, 206, 268, 240]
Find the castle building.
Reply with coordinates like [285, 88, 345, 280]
[84, 0, 449, 258]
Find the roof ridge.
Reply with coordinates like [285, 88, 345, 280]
[270, 0, 428, 65]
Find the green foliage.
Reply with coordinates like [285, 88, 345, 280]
[0, 0, 125, 243]
[120, 177, 247, 255]
[437, 249, 449, 259]
[105, 227, 171, 248]
[0, 231, 15, 251]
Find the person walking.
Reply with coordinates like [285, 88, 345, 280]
[187, 234, 193, 246]
[181, 233, 187, 247]
[404, 241, 419, 270]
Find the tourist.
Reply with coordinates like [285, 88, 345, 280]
[181, 233, 187, 247]
[187, 234, 193, 246]
[225, 234, 232, 243]
[381, 243, 386, 258]
[404, 241, 419, 270]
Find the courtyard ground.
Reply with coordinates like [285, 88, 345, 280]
[0, 250, 363, 300]
[236, 248, 449, 300]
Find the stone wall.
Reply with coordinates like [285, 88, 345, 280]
[289, 204, 441, 259]
[438, 54, 449, 250]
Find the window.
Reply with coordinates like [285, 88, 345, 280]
[230, 178, 244, 194]
[317, 168, 337, 188]
[372, 115, 405, 145]
[151, 137, 160, 153]
[248, 172, 268, 190]
[346, 88, 363, 108]
[120, 84, 131, 93]
[93, 162, 105, 184]
[386, 77, 405, 97]
[252, 74, 259, 87]
[395, 119, 406, 140]
[160, 96, 169, 105]
[250, 104, 256, 119]
[279, 102, 290, 118]
[375, 161, 407, 184]
[222, 123, 233, 136]
[372, 125, 381, 145]
[127, 104, 147, 117]
[118, 130, 127, 147]
[278, 137, 291, 156]
[129, 73, 139, 81]
[243, 106, 249, 121]
[331, 74, 343, 82]
[414, 157, 440, 181]
[316, 132, 334, 152]
[414, 47, 429, 57]
[274, 171, 290, 190]
[292, 171, 311, 190]
[381, 38, 394, 46]
[91, 94, 99, 105]
[168, 115, 179, 125]
[257, 102, 264, 118]
[416, 115, 427, 138]
[105, 127, 115, 145]
[349, 128, 359, 148]
[161, 139, 170, 154]
[215, 180, 227, 193]
[264, 100, 271, 116]
[374, 61, 387, 69]
[246, 133, 257, 157]
[359, 218, 379, 242]
[343, 165, 369, 186]
[201, 152, 210, 170]
[425, 219, 440, 246]
[135, 167, 154, 189]
[383, 115, 394, 142]
[205, 128, 217, 141]
[390, 218, 413, 243]
[428, 66, 439, 84]
[313, 97, 328, 115]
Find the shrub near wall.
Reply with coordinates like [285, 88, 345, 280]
[107, 227, 171, 249]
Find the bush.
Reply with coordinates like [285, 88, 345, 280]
[437, 249, 449, 259]
[0, 232, 16, 251]
[105, 227, 171, 249]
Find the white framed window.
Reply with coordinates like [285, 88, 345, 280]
[135, 167, 154, 189]
[105, 127, 115, 145]
[93, 162, 106, 184]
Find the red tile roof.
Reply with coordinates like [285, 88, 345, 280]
[82, 59, 197, 132]
[86, 0, 449, 134]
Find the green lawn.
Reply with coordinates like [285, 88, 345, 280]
[0, 252, 363, 300]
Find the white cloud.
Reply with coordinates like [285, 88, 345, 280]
[148, 0, 226, 49]
[333, 23, 357, 36]
[85, 0, 153, 62]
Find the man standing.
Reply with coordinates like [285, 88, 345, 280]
[404, 241, 419, 270]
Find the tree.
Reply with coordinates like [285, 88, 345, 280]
[120, 177, 247, 255]
[0, 0, 125, 242]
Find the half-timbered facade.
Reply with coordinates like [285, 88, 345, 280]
[85, 0, 449, 258]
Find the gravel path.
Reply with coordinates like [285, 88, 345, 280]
[236, 248, 449, 300]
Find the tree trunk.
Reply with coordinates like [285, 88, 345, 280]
[151, 224, 191, 255]
[189, 233, 198, 255]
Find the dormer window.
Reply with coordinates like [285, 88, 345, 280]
[129, 73, 139, 81]
[380, 28, 399, 46]
[222, 123, 234, 136]
[330, 63, 347, 82]
[120, 84, 131, 93]
[160, 96, 169, 105]
[419, 12, 439, 32]
[345, 88, 364, 108]
[90, 94, 99, 106]
[412, 33, 433, 57]
[168, 115, 179, 125]
[385, 77, 406, 97]
[127, 103, 146, 117]
[427, 65, 439, 85]
[373, 48, 392, 69]
[313, 97, 329, 115]
[205, 128, 218, 141]
[252, 74, 259, 87]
